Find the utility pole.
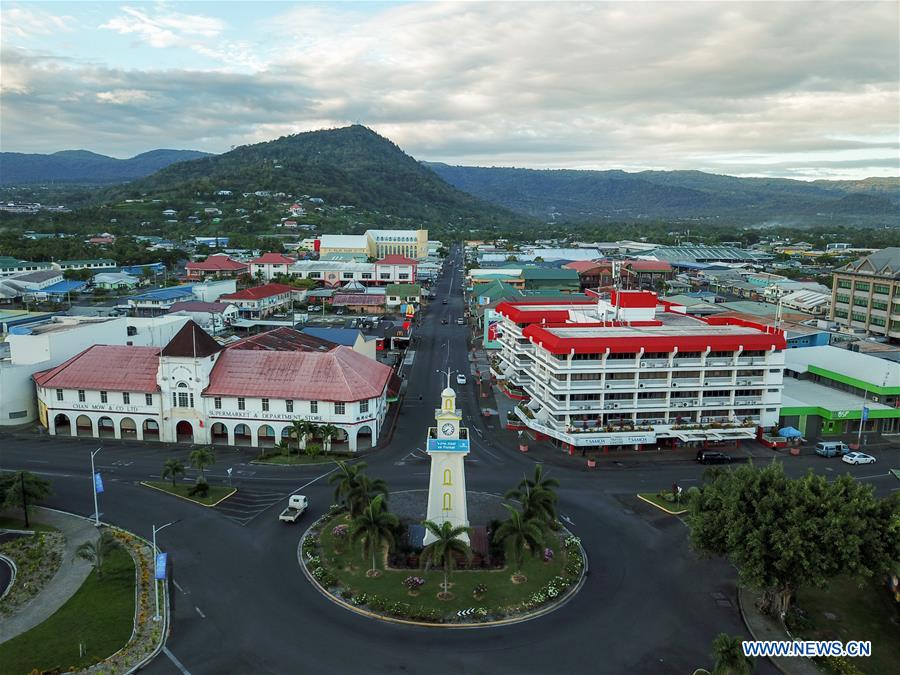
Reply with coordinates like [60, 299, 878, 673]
[152, 520, 179, 621]
[90, 447, 102, 526]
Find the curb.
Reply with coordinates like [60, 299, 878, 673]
[296, 517, 588, 629]
[0, 553, 17, 602]
[636, 494, 688, 515]
[736, 587, 789, 675]
[140, 481, 237, 508]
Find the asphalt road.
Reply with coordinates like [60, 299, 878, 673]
[1, 244, 897, 675]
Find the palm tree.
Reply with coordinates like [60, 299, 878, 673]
[161, 459, 185, 488]
[290, 419, 316, 453]
[421, 520, 472, 596]
[493, 504, 545, 582]
[319, 423, 340, 453]
[711, 633, 754, 675]
[349, 494, 399, 577]
[271, 439, 292, 459]
[189, 447, 215, 481]
[75, 531, 121, 580]
[329, 460, 365, 508]
[346, 474, 388, 518]
[506, 465, 560, 525]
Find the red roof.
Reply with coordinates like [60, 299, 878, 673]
[495, 298, 596, 324]
[220, 283, 294, 301]
[563, 261, 609, 273]
[229, 327, 336, 352]
[185, 256, 248, 272]
[205, 346, 391, 402]
[332, 293, 384, 306]
[250, 253, 295, 265]
[33, 345, 160, 392]
[377, 255, 417, 265]
[625, 260, 673, 272]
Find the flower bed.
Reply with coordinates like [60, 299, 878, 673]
[0, 531, 64, 617]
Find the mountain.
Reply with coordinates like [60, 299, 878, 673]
[0, 149, 213, 185]
[106, 125, 525, 227]
[424, 163, 900, 224]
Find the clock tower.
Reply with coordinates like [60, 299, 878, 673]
[423, 385, 470, 545]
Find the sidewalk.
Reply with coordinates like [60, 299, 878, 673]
[0, 507, 100, 644]
[738, 587, 821, 675]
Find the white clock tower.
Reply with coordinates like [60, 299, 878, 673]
[423, 384, 470, 545]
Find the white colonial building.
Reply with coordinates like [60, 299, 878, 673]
[493, 290, 786, 450]
[35, 322, 392, 451]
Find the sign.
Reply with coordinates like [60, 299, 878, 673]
[93, 472, 104, 494]
[862, 406, 869, 422]
[427, 438, 470, 453]
[482, 308, 502, 350]
[155, 552, 167, 580]
[564, 432, 657, 447]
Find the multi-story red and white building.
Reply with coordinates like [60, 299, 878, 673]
[249, 253, 296, 281]
[493, 290, 785, 451]
[219, 283, 295, 319]
[185, 255, 249, 279]
[375, 255, 418, 284]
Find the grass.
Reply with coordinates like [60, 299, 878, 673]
[0, 546, 135, 674]
[317, 515, 570, 616]
[142, 481, 235, 506]
[637, 492, 688, 515]
[0, 515, 59, 533]
[796, 576, 899, 675]
[253, 451, 352, 466]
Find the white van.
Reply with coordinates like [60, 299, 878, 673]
[815, 441, 849, 457]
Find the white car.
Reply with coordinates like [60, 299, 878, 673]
[842, 452, 876, 465]
[456, 374, 467, 385]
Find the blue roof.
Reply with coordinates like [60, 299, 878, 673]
[300, 327, 360, 346]
[42, 280, 86, 295]
[133, 286, 195, 301]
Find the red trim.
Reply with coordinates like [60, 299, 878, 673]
[610, 289, 658, 308]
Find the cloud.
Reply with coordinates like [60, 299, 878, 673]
[2, 1, 898, 179]
[0, 5, 75, 39]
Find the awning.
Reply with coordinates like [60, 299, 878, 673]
[778, 426, 802, 438]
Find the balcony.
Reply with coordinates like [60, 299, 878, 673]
[704, 377, 734, 385]
[702, 398, 731, 406]
[705, 359, 733, 367]
[639, 359, 670, 368]
[671, 378, 701, 387]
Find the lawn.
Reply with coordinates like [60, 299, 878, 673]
[0, 515, 59, 533]
[795, 576, 899, 675]
[312, 514, 578, 620]
[0, 547, 135, 675]
[254, 452, 352, 466]
[637, 492, 688, 514]
[142, 481, 235, 506]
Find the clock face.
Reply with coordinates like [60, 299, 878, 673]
[441, 423, 455, 436]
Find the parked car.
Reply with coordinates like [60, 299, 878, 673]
[842, 452, 876, 465]
[442, 299, 448, 304]
[456, 374, 467, 385]
[696, 451, 731, 464]
[815, 441, 850, 457]
[441, 318, 448, 325]
[456, 317, 465, 325]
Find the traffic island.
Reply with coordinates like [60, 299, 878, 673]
[636, 492, 689, 515]
[141, 480, 236, 506]
[298, 496, 587, 627]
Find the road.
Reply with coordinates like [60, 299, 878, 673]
[1, 244, 896, 674]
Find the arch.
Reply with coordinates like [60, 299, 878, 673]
[175, 420, 193, 443]
[53, 413, 71, 436]
[97, 416, 115, 438]
[257, 424, 276, 447]
[210, 422, 228, 443]
[120, 417, 137, 439]
[442, 492, 452, 511]
[280, 426, 293, 440]
[76, 415, 93, 437]
[233, 423, 251, 446]
[355, 424, 374, 452]
[442, 468, 452, 486]
[142, 419, 160, 440]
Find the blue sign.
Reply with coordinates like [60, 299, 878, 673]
[427, 438, 470, 453]
[862, 406, 869, 421]
[94, 472, 104, 494]
[155, 552, 168, 580]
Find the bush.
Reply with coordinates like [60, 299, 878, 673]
[403, 576, 425, 591]
[188, 478, 209, 498]
[473, 583, 488, 596]
[369, 595, 389, 612]
[340, 589, 354, 600]
[351, 593, 369, 606]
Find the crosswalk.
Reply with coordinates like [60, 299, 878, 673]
[213, 487, 285, 525]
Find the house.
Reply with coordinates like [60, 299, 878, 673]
[219, 283, 294, 319]
[375, 255, 418, 284]
[385, 283, 421, 308]
[622, 260, 674, 290]
[318, 234, 370, 257]
[0, 257, 53, 277]
[88, 235, 115, 246]
[8, 270, 64, 291]
[162, 208, 177, 217]
[249, 253, 296, 281]
[331, 293, 385, 314]
[128, 286, 197, 316]
[167, 301, 239, 332]
[92, 272, 140, 291]
[521, 267, 580, 293]
[563, 261, 614, 291]
[289, 260, 375, 286]
[55, 259, 117, 273]
[300, 327, 378, 360]
[185, 255, 249, 280]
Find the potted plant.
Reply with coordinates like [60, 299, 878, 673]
[586, 455, 597, 469]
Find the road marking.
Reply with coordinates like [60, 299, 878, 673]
[290, 465, 340, 496]
[173, 579, 188, 594]
[163, 647, 192, 675]
[854, 472, 890, 481]
[561, 514, 575, 526]
[195, 606, 206, 619]
[25, 459, 49, 464]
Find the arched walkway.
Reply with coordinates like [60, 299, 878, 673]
[233, 423, 251, 446]
[120, 417, 137, 439]
[176, 420, 193, 443]
[210, 422, 228, 444]
[143, 419, 160, 441]
[97, 416, 115, 439]
[257, 424, 276, 447]
[355, 424, 374, 452]
[53, 413, 72, 436]
[76, 415, 93, 437]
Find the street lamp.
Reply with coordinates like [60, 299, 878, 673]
[90, 447, 102, 526]
[152, 519, 180, 621]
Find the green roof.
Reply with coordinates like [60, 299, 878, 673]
[0, 257, 51, 270]
[522, 268, 580, 281]
[386, 283, 421, 296]
[476, 281, 522, 301]
[58, 259, 117, 266]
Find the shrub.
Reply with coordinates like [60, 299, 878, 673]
[340, 589, 354, 600]
[351, 593, 369, 606]
[403, 576, 425, 591]
[543, 547, 554, 562]
[473, 583, 488, 596]
[332, 524, 349, 539]
[188, 478, 209, 498]
[369, 595, 389, 612]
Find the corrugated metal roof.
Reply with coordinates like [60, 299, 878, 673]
[33, 345, 161, 392]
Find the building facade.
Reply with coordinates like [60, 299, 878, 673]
[249, 253, 296, 281]
[830, 248, 900, 341]
[219, 283, 294, 319]
[185, 255, 249, 280]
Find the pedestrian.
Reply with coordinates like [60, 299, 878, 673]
[581, 447, 586, 457]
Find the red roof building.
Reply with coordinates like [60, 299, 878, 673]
[34, 345, 161, 392]
[185, 255, 249, 279]
[219, 283, 295, 319]
[375, 255, 417, 284]
[249, 253, 296, 281]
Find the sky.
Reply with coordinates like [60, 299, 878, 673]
[1, 1, 898, 180]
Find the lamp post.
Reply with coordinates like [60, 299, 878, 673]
[90, 447, 102, 526]
[152, 520, 179, 621]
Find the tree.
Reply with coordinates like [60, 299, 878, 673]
[189, 447, 215, 481]
[290, 419, 316, 452]
[689, 462, 900, 618]
[420, 520, 472, 596]
[346, 474, 388, 519]
[329, 460, 365, 508]
[1, 471, 52, 523]
[504, 465, 559, 526]
[271, 439, 292, 459]
[161, 459, 185, 488]
[711, 633, 753, 675]
[318, 423, 340, 453]
[75, 531, 121, 580]
[493, 504, 545, 582]
[349, 494, 398, 577]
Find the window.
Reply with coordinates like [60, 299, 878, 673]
[286, 400, 293, 413]
[56, 389, 63, 401]
[442, 493, 452, 510]
[123, 392, 130, 405]
[127, 325, 138, 336]
[442, 469, 452, 485]
[874, 284, 890, 295]
[145, 394, 153, 406]
[178, 392, 190, 407]
[238, 397, 245, 411]
[837, 279, 852, 289]
[262, 398, 270, 412]
[360, 399, 369, 413]
[361, 273, 372, 280]
[214, 397, 222, 409]
[334, 402, 345, 415]
[100, 391, 108, 403]
[855, 282, 870, 292]
[310, 400, 318, 414]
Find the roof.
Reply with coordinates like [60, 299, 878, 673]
[332, 293, 384, 306]
[12, 270, 61, 283]
[841, 247, 900, 278]
[522, 268, 580, 281]
[250, 253, 296, 265]
[41, 280, 86, 294]
[476, 281, 523, 301]
[93, 272, 138, 284]
[377, 255, 417, 265]
[186, 256, 248, 272]
[205, 346, 391, 401]
[784, 345, 900, 390]
[33, 345, 161, 392]
[220, 283, 294, 301]
[319, 234, 369, 249]
[637, 246, 771, 264]
[625, 260, 673, 272]
[385, 283, 421, 296]
[133, 286, 195, 301]
[300, 327, 362, 346]
[168, 301, 234, 313]
[563, 260, 610, 273]
[160, 321, 223, 358]
[58, 259, 116, 266]
[781, 378, 898, 415]
[229, 327, 336, 353]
